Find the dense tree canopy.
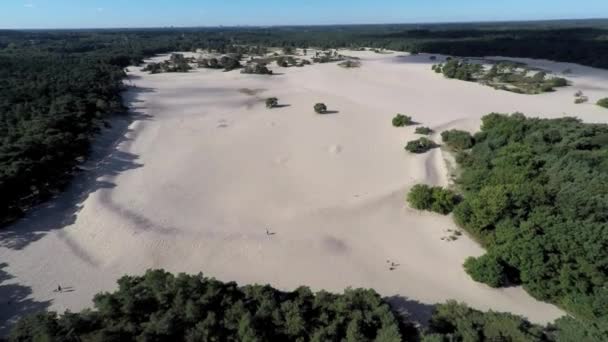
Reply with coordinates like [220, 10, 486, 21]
[452, 113, 608, 339]
[9, 270, 413, 342]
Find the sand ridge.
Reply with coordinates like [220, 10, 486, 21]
[3, 49, 608, 332]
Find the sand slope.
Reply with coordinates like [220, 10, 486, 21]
[3, 50, 608, 332]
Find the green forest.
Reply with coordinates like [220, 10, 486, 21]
[451, 113, 608, 340]
[7, 269, 581, 342]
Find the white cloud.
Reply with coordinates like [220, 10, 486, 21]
[24, 3, 35, 8]
[96, 7, 104, 12]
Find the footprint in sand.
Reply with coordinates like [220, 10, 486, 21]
[217, 119, 229, 128]
[328, 144, 343, 154]
[274, 156, 290, 165]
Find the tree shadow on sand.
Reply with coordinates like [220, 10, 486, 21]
[0, 263, 51, 336]
[0, 86, 155, 250]
[385, 295, 436, 329]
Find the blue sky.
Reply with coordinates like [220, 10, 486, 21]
[1, 0, 607, 29]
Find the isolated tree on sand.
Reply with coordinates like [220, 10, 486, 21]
[266, 97, 278, 109]
[314, 103, 328, 114]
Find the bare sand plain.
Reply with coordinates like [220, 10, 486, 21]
[3, 49, 608, 332]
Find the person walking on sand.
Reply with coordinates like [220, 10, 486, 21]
[57, 284, 62, 293]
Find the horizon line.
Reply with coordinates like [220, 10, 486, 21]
[2, 17, 608, 31]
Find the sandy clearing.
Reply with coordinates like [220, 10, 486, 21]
[3, 49, 607, 332]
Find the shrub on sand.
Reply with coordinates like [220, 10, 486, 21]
[266, 97, 278, 109]
[314, 103, 328, 114]
[405, 137, 438, 154]
[392, 114, 414, 127]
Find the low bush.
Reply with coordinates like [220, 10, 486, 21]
[407, 184, 459, 214]
[463, 254, 508, 288]
[441, 129, 474, 150]
[265, 97, 278, 108]
[415, 126, 434, 135]
[597, 98, 608, 109]
[314, 103, 327, 114]
[405, 138, 438, 154]
[392, 114, 414, 127]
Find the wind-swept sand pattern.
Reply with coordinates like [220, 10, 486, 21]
[3, 49, 608, 331]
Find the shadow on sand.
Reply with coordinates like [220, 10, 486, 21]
[0, 263, 51, 336]
[0, 86, 155, 251]
[385, 295, 436, 329]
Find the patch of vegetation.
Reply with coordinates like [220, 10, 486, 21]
[441, 129, 475, 150]
[142, 53, 193, 73]
[338, 60, 361, 68]
[392, 114, 414, 127]
[433, 59, 570, 94]
[241, 63, 273, 75]
[312, 50, 346, 63]
[452, 113, 608, 339]
[415, 126, 434, 135]
[405, 137, 438, 154]
[407, 184, 459, 214]
[10, 270, 412, 341]
[265, 97, 278, 109]
[463, 254, 509, 288]
[424, 301, 553, 341]
[314, 103, 328, 114]
[198, 54, 242, 71]
[597, 97, 608, 108]
[574, 90, 589, 104]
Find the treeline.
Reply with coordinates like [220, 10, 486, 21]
[8, 269, 584, 342]
[450, 113, 608, 340]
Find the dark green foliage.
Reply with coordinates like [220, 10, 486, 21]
[463, 254, 508, 288]
[314, 103, 327, 114]
[143, 53, 193, 73]
[10, 270, 410, 342]
[452, 113, 608, 338]
[441, 129, 475, 150]
[425, 301, 552, 341]
[407, 184, 459, 215]
[241, 63, 273, 75]
[265, 97, 278, 109]
[439, 59, 481, 80]
[415, 126, 434, 135]
[392, 114, 414, 127]
[597, 98, 608, 109]
[405, 138, 438, 154]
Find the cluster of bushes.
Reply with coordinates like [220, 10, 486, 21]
[392, 114, 414, 127]
[433, 59, 483, 81]
[433, 59, 570, 94]
[198, 54, 242, 71]
[241, 63, 273, 75]
[440, 129, 475, 150]
[312, 50, 346, 63]
[142, 53, 193, 73]
[450, 113, 608, 339]
[407, 184, 459, 214]
[405, 137, 438, 154]
[598, 97, 608, 109]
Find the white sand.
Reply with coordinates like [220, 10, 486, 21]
[3, 50, 608, 332]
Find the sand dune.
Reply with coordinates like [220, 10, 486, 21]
[3, 49, 608, 332]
